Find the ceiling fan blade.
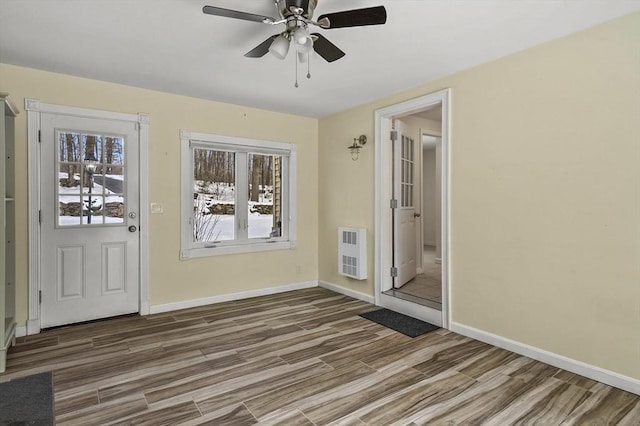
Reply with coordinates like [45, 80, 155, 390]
[244, 35, 278, 58]
[202, 5, 276, 24]
[317, 6, 387, 29]
[311, 33, 345, 63]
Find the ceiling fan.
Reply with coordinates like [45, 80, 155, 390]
[202, 0, 387, 64]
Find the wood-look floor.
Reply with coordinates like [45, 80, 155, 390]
[2, 288, 639, 425]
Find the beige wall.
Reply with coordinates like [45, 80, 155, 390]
[318, 107, 376, 295]
[0, 64, 319, 322]
[318, 12, 640, 379]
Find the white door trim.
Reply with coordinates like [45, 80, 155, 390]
[25, 99, 150, 335]
[374, 89, 451, 329]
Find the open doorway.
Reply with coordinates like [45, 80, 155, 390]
[374, 90, 450, 328]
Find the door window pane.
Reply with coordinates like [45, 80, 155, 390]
[193, 148, 235, 242]
[82, 195, 103, 224]
[59, 133, 81, 162]
[57, 131, 126, 226]
[101, 164, 125, 224]
[104, 137, 124, 165]
[247, 154, 282, 239]
[82, 134, 102, 163]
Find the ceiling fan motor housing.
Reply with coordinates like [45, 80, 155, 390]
[277, 0, 317, 19]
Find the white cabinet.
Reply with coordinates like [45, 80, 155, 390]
[0, 93, 18, 373]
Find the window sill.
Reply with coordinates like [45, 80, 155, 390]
[180, 240, 296, 259]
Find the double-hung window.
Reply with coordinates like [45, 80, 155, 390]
[181, 131, 297, 258]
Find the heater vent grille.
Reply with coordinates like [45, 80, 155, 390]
[338, 227, 367, 280]
[342, 255, 358, 276]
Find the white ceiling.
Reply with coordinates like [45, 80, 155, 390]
[1, 0, 639, 118]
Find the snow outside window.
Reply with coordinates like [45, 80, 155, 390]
[180, 131, 297, 258]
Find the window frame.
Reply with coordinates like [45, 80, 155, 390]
[180, 130, 297, 258]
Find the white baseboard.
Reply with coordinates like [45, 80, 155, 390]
[15, 325, 27, 338]
[318, 281, 375, 304]
[149, 280, 318, 314]
[140, 301, 151, 316]
[26, 319, 40, 336]
[451, 322, 640, 396]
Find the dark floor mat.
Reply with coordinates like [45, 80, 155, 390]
[359, 308, 439, 337]
[0, 371, 54, 425]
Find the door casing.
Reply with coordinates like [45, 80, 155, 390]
[375, 89, 451, 328]
[26, 99, 150, 335]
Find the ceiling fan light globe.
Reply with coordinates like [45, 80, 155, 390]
[297, 51, 308, 63]
[293, 27, 313, 53]
[269, 34, 290, 60]
[295, 39, 313, 53]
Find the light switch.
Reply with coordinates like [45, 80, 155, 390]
[150, 203, 164, 214]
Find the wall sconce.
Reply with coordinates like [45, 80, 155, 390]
[348, 135, 367, 161]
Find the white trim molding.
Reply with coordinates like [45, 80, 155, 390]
[25, 99, 42, 335]
[374, 89, 452, 329]
[451, 322, 640, 396]
[179, 130, 297, 259]
[318, 281, 375, 304]
[15, 325, 27, 339]
[25, 99, 150, 333]
[149, 281, 318, 314]
[137, 113, 150, 315]
[150, 281, 377, 316]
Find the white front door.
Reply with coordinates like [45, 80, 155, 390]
[40, 113, 140, 328]
[393, 120, 417, 287]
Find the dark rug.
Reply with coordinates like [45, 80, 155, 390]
[359, 308, 439, 337]
[0, 372, 54, 425]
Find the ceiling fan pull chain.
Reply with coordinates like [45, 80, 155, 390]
[295, 54, 299, 88]
[307, 54, 311, 79]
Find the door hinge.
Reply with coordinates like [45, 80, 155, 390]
[390, 130, 398, 142]
[390, 199, 398, 209]
[39, 290, 42, 304]
[390, 267, 398, 277]
[135, 122, 140, 131]
[38, 210, 42, 224]
[38, 130, 41, 143]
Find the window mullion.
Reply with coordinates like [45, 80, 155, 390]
[235, 152, 249, 241]
[281, 156, 289, 239]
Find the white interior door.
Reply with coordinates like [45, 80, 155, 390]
[393, 121, 417, 287]
[40, 113, 140, 328]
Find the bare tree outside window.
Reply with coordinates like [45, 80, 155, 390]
[191, 148, 282, 242]
[192, 149, 236, 242]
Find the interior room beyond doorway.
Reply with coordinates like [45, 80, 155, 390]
[393, 245, 442, 310]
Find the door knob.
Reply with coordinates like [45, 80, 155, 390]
[128, 225, 137, 232]
[414, 213, 421, 218]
